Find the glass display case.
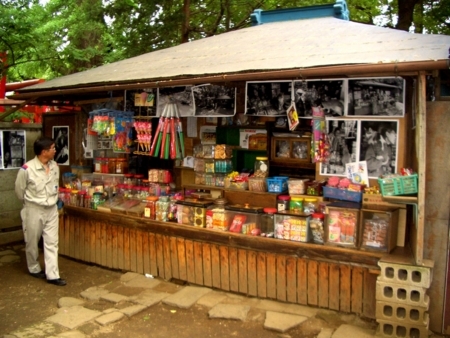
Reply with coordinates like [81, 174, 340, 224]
[270, 136, 311, 164]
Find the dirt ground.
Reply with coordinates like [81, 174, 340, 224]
[0, 243, 376, 338]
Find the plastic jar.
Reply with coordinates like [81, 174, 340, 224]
[91, 192, 103, 210]
[254, 156, 269, 177]
[84, 194, 92, 208]
[77, 190, 86, 207]
[156, 196, 170, 222]
[309, 213, 325, 244]
[115, 158, 128, 174]
[207, 198, 228, 231]
[101, 158, 109, 174]
[94, 158, 102, 173]
[144, 196, 158, 219]
[261, 208, 277, 237]
[303, 197, 318, 214]
[108, 158, 117, 174]
[70, 190, 78, 206]
[135, 174, 144, 187]
[290, 197, 303, 213]
[124, 174, 134, 186]
[276, 195, 290, 212]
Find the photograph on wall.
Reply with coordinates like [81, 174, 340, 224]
[293, 79, 346, 118]
[157, 86, 194, 117]
[245, 81, 292, 116]
[347, 77, 405, 116]
[320, 119, 358, 176]
[359, 120, 398, 178]
[192, 84, 236, 116]
[1, 130, 26, 169]
[52, 126, 70, 165]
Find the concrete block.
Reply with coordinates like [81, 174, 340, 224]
[163, 286, 211, 309]
[376, 301, 429, 327]
[376, 281, 429, 308]
[263, 311, 308, 333]
[377, 319, 430, 338]
[95, 311, 125, 326]
[378, 261, 432, 288]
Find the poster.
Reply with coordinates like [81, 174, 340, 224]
[1, 130, 26, 169]
[245, 81, 292, 116]
[192, 84, 236, 117]
[52, 126, 70, 165]
[345, 161, 370, 186]
[157, 86, 194, 117]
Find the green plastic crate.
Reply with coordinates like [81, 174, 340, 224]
[378, 174, 418, 196]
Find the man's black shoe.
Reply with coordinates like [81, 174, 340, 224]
[47, 278, 67, 286]
[30, 271, 46, 279]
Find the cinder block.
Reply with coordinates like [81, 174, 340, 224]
[376, 301, 429, 327]
[378, 261, 432, 288]
[377, 319, 429, 338]
[376, 280, 429, 308]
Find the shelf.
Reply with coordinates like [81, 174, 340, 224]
[183, 184, 224, 191]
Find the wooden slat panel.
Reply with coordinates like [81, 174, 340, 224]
[247, 250, 257, 297]
[229, 247, 239, 293]
[129, 228, 137, 272]
[202, 243, 212, 287]
[194, 241, 203, 285]
[90, 220, 97, 264]
[238, 249, 247, 294]
[266, 253, 276, 299]
[297, 258, 307, 305]
[106, 224, 113, 268]
[136, 230, 144, 274]
[362, 269, 377, 319]
[73, 216, 80, 259]
[101, 223, 107, 267]
[84, 219, 91, 262]
[95, 222, 101, 265]
[340, 265, 351, 313]
[69, 215, 75, 258]
[112, 225, 118, 269]
[286, 257, 297, 303]
[318, 262, 329, 308]
[123, 227, 131, 271]
[117, 226, 124, 270]
[257, 252, 267, 298]
[329, 263, 340, 311]
[177, 237, 187, 281]
[351, 267, 364, 315]
[211, 244, 221, 289]
[276, 255, 286, 302]
[142, 232, 150, 275]
[155, 234, 164, 278]
[170, 237, 179, 280]
[78, 218, 85, 261]
[64, 216, 70, 257]
[149, 233, 158, 276]
[307, 260, 318, 306]
[220, 246, 230, 291]
[163, 236, 172, 280]
[185, 239, 195, 283]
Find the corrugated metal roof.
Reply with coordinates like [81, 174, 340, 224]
[17, 17, 450, 92]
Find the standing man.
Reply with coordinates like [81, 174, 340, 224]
[15, 136, 66, 286]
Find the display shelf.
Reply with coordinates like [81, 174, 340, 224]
[382, 195, 418, 226]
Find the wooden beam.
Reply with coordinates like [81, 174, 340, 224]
[414, 72, 427, 265]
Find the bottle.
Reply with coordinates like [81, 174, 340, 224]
[276, 195, 290, 212]
[261, 208, 277, 237]
[254, 156, 269, 177]
[144, 196, 158, 219]
[309, 213, 325, 244]
[290, 197, 303, 213]
[303, 198, 318, 214]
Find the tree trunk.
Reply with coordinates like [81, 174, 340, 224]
[181, 0, 191, 44]
[396, 0, 421, 31]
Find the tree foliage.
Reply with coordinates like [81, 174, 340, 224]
[1, 0, 449, 83]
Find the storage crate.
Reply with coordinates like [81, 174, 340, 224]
[359, 207, 399, 253]
[288, 179, 309, 195]
[323, 186, 362, 203]
[378, 174, 418, 196]
[248, 177, 267, 192]
[266, 176, 289, 193]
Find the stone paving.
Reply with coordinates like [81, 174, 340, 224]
[0, 248, 383, 338]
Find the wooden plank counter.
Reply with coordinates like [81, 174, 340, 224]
[60, 206, 382, 319]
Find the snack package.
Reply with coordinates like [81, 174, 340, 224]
[229, 214, 247, 233]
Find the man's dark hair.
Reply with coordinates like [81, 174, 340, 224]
[34, 137, 55, 156]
